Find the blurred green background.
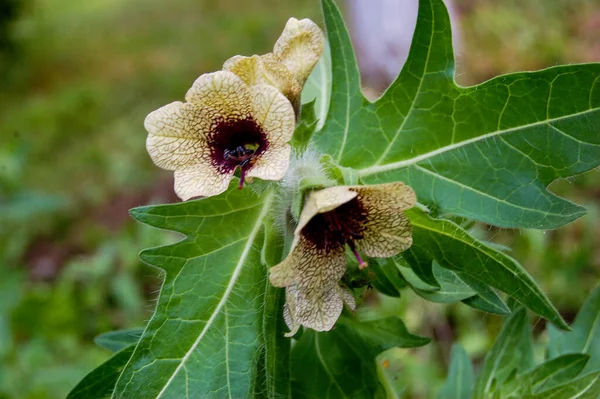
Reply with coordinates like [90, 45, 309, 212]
[0, 0, 598, 397]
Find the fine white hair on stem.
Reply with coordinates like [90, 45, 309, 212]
[281, 149, 333, 193]
[272, 148, 333, 236]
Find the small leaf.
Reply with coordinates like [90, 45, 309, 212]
[524, 354, 590, 394]
[407, 208, 568, 329]
[397, 261, 439, 292]
[291, 318, 428, 398]
[458, 273, 510, 315]
[412, 262, 477, 304]
[548, 286, 600, 374]
[67, 346, 134, 399]
[370, 258, 407, 297]
[340, 317, 431, 349]
[291, 100, 318, 151]
[438, 344, 474, 399]
[403, 249, 440, 288]
[94, 328, 143, 352]
[473, 308, 533, 399]
[527, 372, 600, 399]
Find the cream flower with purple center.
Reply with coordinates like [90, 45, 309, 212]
[270, 182, 416, 335]
[223, 18, 325, 114]
[145, 70, 295, 200]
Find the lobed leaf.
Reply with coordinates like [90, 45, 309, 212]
[313, 0, 600, 229]
[112, 186, 278, 398]
[407, 208, 567, 328]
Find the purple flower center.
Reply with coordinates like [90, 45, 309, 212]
[301, 197, 369, 268]
[209, 116, 268, 188]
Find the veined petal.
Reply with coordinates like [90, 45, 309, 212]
[145, 101, 214, 171]
[173, 163, 233, 200]
[249, 84, 295, 146]
[284, 283, 343, 334]
[246, 144, 291, 181]
[338, 285, 356, 311]
[269, 235, 346, 294]
[352, 182, 416, 257]
[295, 186, 357, 234]
[273, 18, 325, 85]
[185, 71, 252, 118]
[223, 53, 302, 111]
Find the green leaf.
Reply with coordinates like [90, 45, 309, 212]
[410, 262, 477, 304]
[438, 344, 474, 399]
[291, 318, 429, 398]
[548, 286, 600, 374]
[458, 273, 510, 315]
[94, 328, 143, 352]
[113, 186, 277, 398]
[67, 346, 135, 399]
[291, 100, 318, 152]
[370, 258, 407, 297]
[524, 354, 590, 394]
[473, 308, 534, 399]
[397, 261, 439, 291]
[407, 208, 567, 328]
[526, 372, 600, 399]
[314, 0, 600, 229]
[340, 317, 431, 349]
[301, 41, 331, 130]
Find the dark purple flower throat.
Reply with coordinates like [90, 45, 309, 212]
[301, 197, 369, 269]
[209, 116, 268, 189]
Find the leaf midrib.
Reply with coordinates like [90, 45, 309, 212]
[411, 164, 581, 219]
[315, 333, 347, 398]
[358, 107, 599, 178]
[151, 192, 274, 399]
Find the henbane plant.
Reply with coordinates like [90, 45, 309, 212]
[69, 0, 600, 397]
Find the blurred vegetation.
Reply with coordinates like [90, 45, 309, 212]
[0, 0, 598, 397]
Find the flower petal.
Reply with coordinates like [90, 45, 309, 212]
[284, 283, 343, 333]
[295, 186, 357, 234]
[270, 235, 346, 295]
[185, 71, 252, 118]
[338, 285, 356, 311]
[173, 163, 233, 200]
[223, 53, 302, 112]
[145, 101, 215, 170]
[246, 144, 291, 181]
[283, 300, 300, 337]
[249, 84, 295, 146]
[273, 18, 325, 85]
[351, 182, 416, 257]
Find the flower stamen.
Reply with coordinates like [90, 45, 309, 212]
[223, 145, 258, 189]
[348, 241, 368, 270]
[303, 198, 369, 268]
